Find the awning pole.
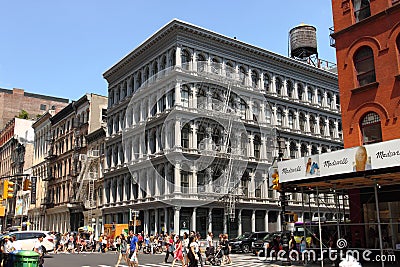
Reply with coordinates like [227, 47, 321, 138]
[301, 187, 306, 245]
[316, 186, 324, 267]
[334, 186, 341, 239]
[374, 183, 384, 267]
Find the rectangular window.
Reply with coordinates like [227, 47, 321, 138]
[40, 104, 47, 111]
[181, 172, 189, 193]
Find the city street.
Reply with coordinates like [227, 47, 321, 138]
[43, 251, 304, 267]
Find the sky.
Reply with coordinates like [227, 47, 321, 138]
[0, 0, 335, 101]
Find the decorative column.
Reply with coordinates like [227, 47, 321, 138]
[271, 75, 277, 94]
[272, 106, 277, 126]
[191, 84, 197, 109]
[294, 111, 300, 131]
[190, 166, 198, 194]
[238, 209, 243, 236]
[174, 118, 181, 149]
[155, 209, 159, 234]
[296, 142, 302, 158]
[223, 211, 228, 234]
[164, 207, 169, 234]
[251, 210, 256, 232]
[265, 211, 269, 232]
[176, 45, 182, 68]
[305, 113, 311, 133]
[248, 99, 253, 121]
[282, 79, 288, 97]
[293, 82, 299, 100]
[174, 161, 181, 193]
[192, 208, 197, 232]
[144, 210, 149, 235]
[283, 109, 289, 128]
[324, 119, 330, 137]
[277, 211, 282, 231]
[315, 116, 321, 135]
[190, 122, 197, 151]
[208, 208, 213, 233]
[248, 134, 254, 159]
[334, 121, 339, 139]
[260, 104, 266, 123]
[175, 80, 182, 106]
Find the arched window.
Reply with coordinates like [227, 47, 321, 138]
[211, 58, 221, 74]
[301, 143, 308, 157]
[297, 83, 304, 100]
[152, 61, 158, 77]
[327, 92, 333, 108]
[144, 67, 149, 82]
[299, 112, 306, 132]
[311, 145, 318, 155]
[289, 142, 296, 159]
[170, 49, 176, 67]
[226, 62, 234, 78]
[254, 135, 261, 159]
[239, 66, 247, 85]
[329, 120, 335, 137]
[354, 46, 376, 86]
[181, 85, 190, 108]
[197, 54, 206, 72]
[277, 108, 283, 126]
[353, 0, 371, 22]
[360, 112, 382, 144]
[307, 86, 313, 102]
[264, 73, 271, 91]
[251, 70, 259, 88]
[197, 125, 206, 149]
[319, 117, 325, 135]
[317, 90, 323, 105]
[288, 110, 294, 129]
[181, 123, 190, 149]
[287, 80, 294, 98]
[241, 133, 248, 156]
[309, 115, 316, 133]
[275, 77, 282, 95]
[160, 56, 167, 71]
[181, 49, 191, 70]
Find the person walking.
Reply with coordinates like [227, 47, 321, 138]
[182, 232, 189, 266]
[33, 234, 45, 267]
[128, 231, 139, 267]
[115, 234, 128, 267]
[187, 235, 198, 267]
[171, 236, 184, 267]
[164, 234, 174, 263]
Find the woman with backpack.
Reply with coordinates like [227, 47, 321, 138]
[115, 234, 128, 267]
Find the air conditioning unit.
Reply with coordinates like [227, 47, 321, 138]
[79, 154, 87, 161]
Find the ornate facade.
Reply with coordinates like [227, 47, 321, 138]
[103, 20, 343, 237]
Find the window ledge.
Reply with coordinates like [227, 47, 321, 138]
[351, 82, 379, 94]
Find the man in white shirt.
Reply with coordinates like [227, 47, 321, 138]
[34, 235, 45, 267]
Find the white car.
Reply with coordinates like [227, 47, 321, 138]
[9, 231, 55, 252]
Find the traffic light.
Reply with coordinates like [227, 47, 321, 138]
[271, 170, 281, 191]
[3, 180, 15, 199]
[23, 179, 32, 191]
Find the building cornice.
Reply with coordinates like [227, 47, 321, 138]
[103, 19, 337, 83]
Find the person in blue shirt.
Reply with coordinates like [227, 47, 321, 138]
[128, 230, 139, 267]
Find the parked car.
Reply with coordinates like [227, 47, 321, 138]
[229, 231, 269, 253]
[9, 231, 55, 252]
[252, 231, 281, 256]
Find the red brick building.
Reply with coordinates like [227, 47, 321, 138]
[331, 0, 400, 147]
[331, 0, 400, 252]
[0, 88, 69, 129]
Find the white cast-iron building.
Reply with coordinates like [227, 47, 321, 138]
[103, 19, 344, 238]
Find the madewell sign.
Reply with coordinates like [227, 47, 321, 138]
[278, 139, 400, 183]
